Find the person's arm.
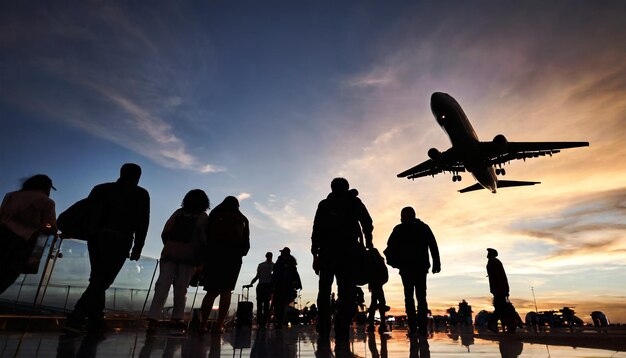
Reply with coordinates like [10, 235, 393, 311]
[41, 199, 57, 235]
[425, 223, 441, 273]
[356, 199, 374, 249]
[161, 210, 178, 245]
[311, 202, 324, 256]
[250, 265, 260, 285]
[130, 189, 150, 261]
[241, 215, 250, 256]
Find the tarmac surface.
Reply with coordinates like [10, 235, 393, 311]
[1, 321, 625, 357]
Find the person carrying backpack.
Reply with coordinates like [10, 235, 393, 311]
[146, 189, 210, 333]
[311, 177, 374, 342]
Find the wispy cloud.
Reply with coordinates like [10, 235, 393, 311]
[237, 192, 252, 201]
[0, 2, 221, 173]
[253, 195, 310, 234]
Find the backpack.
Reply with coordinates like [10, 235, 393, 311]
[167, 211, 198, 243]
[57, 198, 100, 240]
[367, 248, 389, 285]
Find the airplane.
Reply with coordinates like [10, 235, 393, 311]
[397, 92, 589, 193]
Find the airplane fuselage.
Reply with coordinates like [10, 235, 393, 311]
[430, 92, 498, 193]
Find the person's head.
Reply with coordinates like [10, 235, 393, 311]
[182, 189, 210, 212]
[22, 174, 56, 196]
[221, 196, 240, 210]
[330, 177, 349, 194]
[280, 247, 291, 256]
[487, 248, 498, 259]
[119, 163, 142, 185]
[400, 206, 416, 223]
[265, 252, 273, 261]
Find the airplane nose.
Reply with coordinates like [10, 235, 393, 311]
[430, 92, 447, 114]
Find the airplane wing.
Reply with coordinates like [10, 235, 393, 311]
[483, 141, 589, 166]
[397, 158, 465, 179]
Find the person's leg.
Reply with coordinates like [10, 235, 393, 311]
[335, 261, 356, 341]
[146, 261, 176, 320]
[256, 285, 264, 327]
[0, 228, 27, 294]
[415, 271, 428, 333]
[316, 263, 334, 337]
[374, 286, 388, 332]
[400, 271, 417, 333]
[171, 263, 195, 321]
[215, 290, 232, 330]
[200, 290, 219, 326]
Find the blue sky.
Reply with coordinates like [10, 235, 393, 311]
[2, 1, 626, 322]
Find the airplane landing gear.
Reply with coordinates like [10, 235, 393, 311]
[495, 168, 506, 176]
[452, 175, 462, 182]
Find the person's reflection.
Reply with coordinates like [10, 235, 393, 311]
[367, 332, 380, 358]
[56, 332, 105, 358]
[409, 335, 430, 358]
[251, 329, 269, 358]
[314, 337, 334, 358]
[208, 333, 222, 358]
[366, 332, 389, 358]
[460, 330, 474, 353]
[162, 337, 182, 358]
[499, 338, 523, 358]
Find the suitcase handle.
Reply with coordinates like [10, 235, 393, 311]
[241, 285, 251, 302]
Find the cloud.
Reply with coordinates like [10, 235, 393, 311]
[237, 192, 252, 201]
[253, 196, 310, 234]
[0, 1, 221, 174]
[510, 188, 626, 260]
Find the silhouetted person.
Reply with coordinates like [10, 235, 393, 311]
[366, 247, 390, 334]
[311, 177, 373, 341]
[458, 299, 473, 326]
[271, 247, 302, 328]
[384, 206, 440, 335]
[591, 311, 609, 327]
[249, 252, 274, 329]
[486, 248, 509, 333]
[0, 174, 57, 294]
[64, 164, 149, 333]
[146, 189, 210, 333]
[200, 196, 250, 334]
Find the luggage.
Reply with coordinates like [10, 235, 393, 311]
[235, 285, 254, 327]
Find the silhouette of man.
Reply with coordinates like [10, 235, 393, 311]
[64, 163, 150, 333]
[311, 177, 373, 341]
[486, 248, 509, 333]
[249, 252, 274, 329]
[384, 206, 440, 335]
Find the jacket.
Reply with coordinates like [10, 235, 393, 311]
[384, 218, 440, 272]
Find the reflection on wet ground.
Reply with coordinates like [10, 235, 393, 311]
[1, 325, 625, 357]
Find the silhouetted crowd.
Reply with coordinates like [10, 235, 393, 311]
[1, 165, 523, 341]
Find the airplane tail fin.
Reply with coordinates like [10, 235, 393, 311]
[459, 180, 541, 193]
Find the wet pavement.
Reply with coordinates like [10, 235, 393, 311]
[1, 324, 626, 357]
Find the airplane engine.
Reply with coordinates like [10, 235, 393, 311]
[428, 148, 442, 161]
[493, 134, 508, 152]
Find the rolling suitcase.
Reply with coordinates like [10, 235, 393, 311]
[235, 285, 254, 327]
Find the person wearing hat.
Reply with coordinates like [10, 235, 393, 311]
[271, 247, 302, 329]
[249, 251, 274, 329]
[486, 248, 510, 332]
[0, 174, 57, 294]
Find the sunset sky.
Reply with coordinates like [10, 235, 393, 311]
[1, 1, 625, 323]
